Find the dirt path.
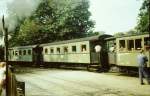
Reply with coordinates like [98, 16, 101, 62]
[16, 68, 150, 96]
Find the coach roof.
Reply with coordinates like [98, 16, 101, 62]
[9, 45, 36, 49]
[9, 34, 112, 49]
[41, 34, 112, 46]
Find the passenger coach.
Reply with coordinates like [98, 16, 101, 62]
[106, 33, 150, 72]
[8, 34, 111, 69]
[8, 45, 35, 63]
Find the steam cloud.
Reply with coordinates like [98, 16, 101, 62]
[0, 0, 87, 45]
[0, 0, 41, 33]
[0, 0, 84, 33]
[0, 0, 41, 45]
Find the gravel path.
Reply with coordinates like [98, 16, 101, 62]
[16, 68, 150, 96]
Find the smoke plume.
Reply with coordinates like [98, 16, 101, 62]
[0, 0, 88, 45]
[0, 0, 41, 32]
[0, 0, 41, 45]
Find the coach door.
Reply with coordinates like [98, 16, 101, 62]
[33, 45, 43, 66]
[106, 39, 117, 65]
[90, 41, 101, 64]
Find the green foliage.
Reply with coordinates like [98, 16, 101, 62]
[136, 0, 149, 33]
[114, 29, 137, 37]
[125, 29, 137, 35]
[60, 0, 95, 39]
[87, 31, 106, 36]
[9, 0, 95, 46]
[87, 31, 99, 36]
[114, 32, 125, 37]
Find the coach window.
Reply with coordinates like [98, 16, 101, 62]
[28, 50, 31, 55]
[72, 46, 76, 52]
[127, 40, 134, 51]
[57, 47, 60, 53]
[13, 50, 15, 56]
[23, 50, 26, 55]
[64, 47, 68, 53]
[135, 39, 142, 50]
[15, 51, 18, 56]
[19, 50, 22, 55]
[45, 48, 48, 54]
[81, 44, 86, 52]
[144, 37, 150, 50]
[107, 41, 115, 52]
[50, 48, 54, 53]
[119, 40, 125, 51]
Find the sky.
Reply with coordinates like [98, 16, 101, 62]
[0, 0, 13, 16]
[0, 0, 143, 35]
[89, 0, 143, 35]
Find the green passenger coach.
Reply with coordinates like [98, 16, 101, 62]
[40, 34, 111, 66]
[8, 45, 35, 62]
[41, 41, 91, 63]
[8, 34, 111, 69]
[106, 33, 150, 71]
[8, 33, 149, 72]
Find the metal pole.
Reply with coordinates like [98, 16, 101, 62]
[2, 15, 8, 62]
[2, 15, 9, 96]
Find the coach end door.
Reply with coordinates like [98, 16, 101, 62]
[33, 45, 43, 67]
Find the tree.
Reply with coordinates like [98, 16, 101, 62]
[114, 32, 125, 37]
[59, 0, 95, 39]
[126, 29, 137, 35]
[10, 0, 95, 46]
[136, 0, 149, 33]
